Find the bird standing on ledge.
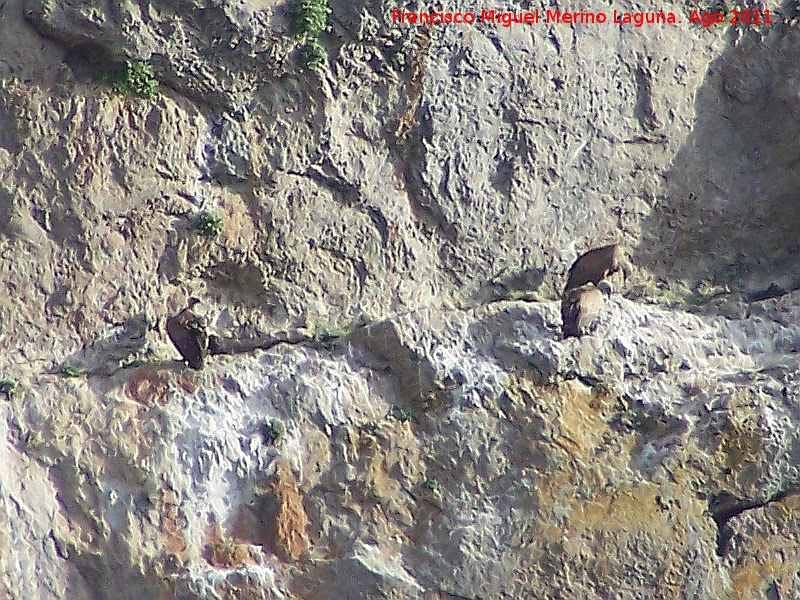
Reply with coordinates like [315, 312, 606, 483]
[564, 243, 632, 293]
[166, 297, 208, 370]
[561, 280, 613, 339]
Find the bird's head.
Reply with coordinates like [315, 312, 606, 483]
[187, 297, 202, 309]
[597, 280, 614, 297]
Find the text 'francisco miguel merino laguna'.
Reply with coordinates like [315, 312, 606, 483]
[390, 9, 680, 26]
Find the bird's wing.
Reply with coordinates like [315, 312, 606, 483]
[577, 288, 604, 330]
[561, 290, 584, 337]
[167, 313, 207, 369]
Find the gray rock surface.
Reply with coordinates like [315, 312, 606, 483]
[1, 0, 800, 597]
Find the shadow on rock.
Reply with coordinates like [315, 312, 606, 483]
[56, 315, 158, 376]
[637, 24, 800, 299]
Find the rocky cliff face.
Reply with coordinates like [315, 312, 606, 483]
[1, 0, 800, 597]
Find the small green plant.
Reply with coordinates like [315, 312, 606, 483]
[263, 419, 286, 443]
[110, 61, 160, 100]
[423, 478, 439, 492]
[292, 0, 329, 72]
[694, 279, 731, 303]
[501, 289, 538, 302]
[293, 0, 329, 40]
[193, 210, 224, 237]
[389, 405, 411, 422]
[306, 317, 355, 348]
[312, 323, 350, 341]
[300, 38, 328, 72]
[0, 378, 19, 400]
[389, 48, 406, 71]
[61, 365, 82, 377]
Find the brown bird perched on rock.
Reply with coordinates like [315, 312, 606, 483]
[564, 244, 632, 293]
[166, 297, 208, 370]
[561, 281, 613, 339]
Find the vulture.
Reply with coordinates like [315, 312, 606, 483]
[561, 281, 612, 339]
[166, 297, 208, 369]
[564, 244, 632, 293]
